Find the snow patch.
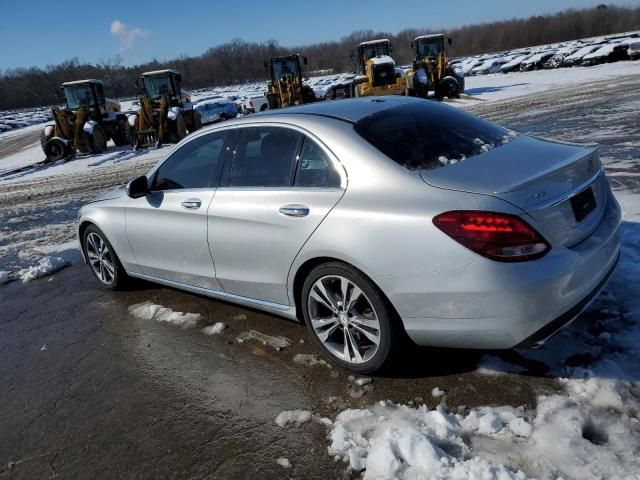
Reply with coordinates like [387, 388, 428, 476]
[274, 409, 312, 428]
[292, 353, 331, 368]
[0, 271, 10, 284]
[128, 302, 201, 328]
[202, 322, 226, 335]
[236, 330, 290, 350]
[18, 256, 70, 282]
[275, 457, 292, 469]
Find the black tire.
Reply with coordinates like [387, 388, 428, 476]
[301, 262, 399, 373]
[89, 124, 108, 153]
[40, 125, 54, 152]
[43, 137, 71, 162]
[82, 225, 129, 290]
[112, 118, 133, 147]
[191, 110, 202, 132]
[169, 113, 187, 143]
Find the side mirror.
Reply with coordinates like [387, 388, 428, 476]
[126, 175, 149, 198]
[54, 87, 61, 98]
[448, 37, 453, 46]
[263, 61, 268, 71]
[303, 56, 308, 65]
[410, 42, 414, 48]
[349, 50, 354, 59]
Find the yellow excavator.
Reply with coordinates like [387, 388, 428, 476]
[406, 34, 465, 100]
[326, 39, 407, 99]
[263, 54, 317, 110]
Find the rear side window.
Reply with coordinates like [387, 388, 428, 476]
[353, 102, 514, 171]
[228, 127, 302, 187]
[152, 131, 228, 190]
[294, 138, 341, 188]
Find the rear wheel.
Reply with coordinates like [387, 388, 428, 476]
[302, 262, 397, 373]
[83, 225, 128, 290]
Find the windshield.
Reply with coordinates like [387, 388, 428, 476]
[416, 38, 443, 58]
[143, 75, 175, 98]
[64, 84, 94, 109]
[360, 43, 390, 62]
[354, 102, 513, 171]
[271, 59, 300, 81]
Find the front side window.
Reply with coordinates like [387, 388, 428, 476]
[152, 132, 228, 190]
[354, 102, 513, 171]
[294, 138, 341, 188]
[228, 127, 301, 187]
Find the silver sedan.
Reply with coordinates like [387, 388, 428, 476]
[77, 96, 621, 373]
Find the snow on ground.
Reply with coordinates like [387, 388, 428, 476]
[274, 409, 313, 428]
[128, 302, 201, 328]
[292, 353, 332, 368]
[17, 256, 70, 283]
[236, 330, 291, 350]
[0, 144, 168, 184]
[275, 457, 292, 469]
[202, 322, 226, 335]
[0, 107, 52, 133]
[461, 60, 640, 103]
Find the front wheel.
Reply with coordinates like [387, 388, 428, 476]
[301, 262, 398, 373]
[83, 225, 128, 290]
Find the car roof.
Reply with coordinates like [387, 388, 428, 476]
[258, 96, 423, 124]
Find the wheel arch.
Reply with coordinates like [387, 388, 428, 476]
[290, 255, 403, 329]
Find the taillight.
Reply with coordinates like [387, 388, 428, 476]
[432, 211, 550, 262]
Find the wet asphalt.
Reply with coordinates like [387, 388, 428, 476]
[1, 73, 639, 479]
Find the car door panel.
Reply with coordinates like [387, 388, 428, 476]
[126, 190, 221, 290]
[208, 188, 343, 304]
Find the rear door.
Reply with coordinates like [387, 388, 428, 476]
[208, 124, 345, 305]
[126, 130, 233, 289]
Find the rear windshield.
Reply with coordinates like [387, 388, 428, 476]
[353, 102, 515, 171]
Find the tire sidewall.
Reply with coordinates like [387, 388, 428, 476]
[301, 262, 394, 373]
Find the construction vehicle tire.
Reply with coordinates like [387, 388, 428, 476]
[191, 110, 202, 132]
[89, 124, 108, 154]
[40, 126, 54, 152]
[169, 113, 187, 143]
[44, 137, 71, 162]
[112, 118, 133, 147]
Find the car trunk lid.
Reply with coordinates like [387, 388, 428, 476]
[421, 135, 607, 247]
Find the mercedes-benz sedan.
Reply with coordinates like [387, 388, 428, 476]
[78, 97, 621, 373]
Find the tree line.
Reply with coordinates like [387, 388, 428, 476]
[1, 4, 638, 110]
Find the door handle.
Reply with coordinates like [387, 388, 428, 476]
[181, 198, 202, 210]
[279, 204, 309, 217]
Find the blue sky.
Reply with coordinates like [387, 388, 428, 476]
[0, 0, 632, 70]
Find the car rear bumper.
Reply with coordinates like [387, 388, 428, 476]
[382, 189, 622, 349]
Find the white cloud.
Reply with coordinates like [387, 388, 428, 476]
[110, 19, 148, 50]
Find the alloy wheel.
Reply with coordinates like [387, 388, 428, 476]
[307, 275, 381, 364]
[86, 232, 115, 286]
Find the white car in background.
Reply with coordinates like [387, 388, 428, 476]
[472, 58, 509, 75]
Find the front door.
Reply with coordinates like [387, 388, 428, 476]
[126, 129, 232, 289]
[208, 125, 345, 305]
